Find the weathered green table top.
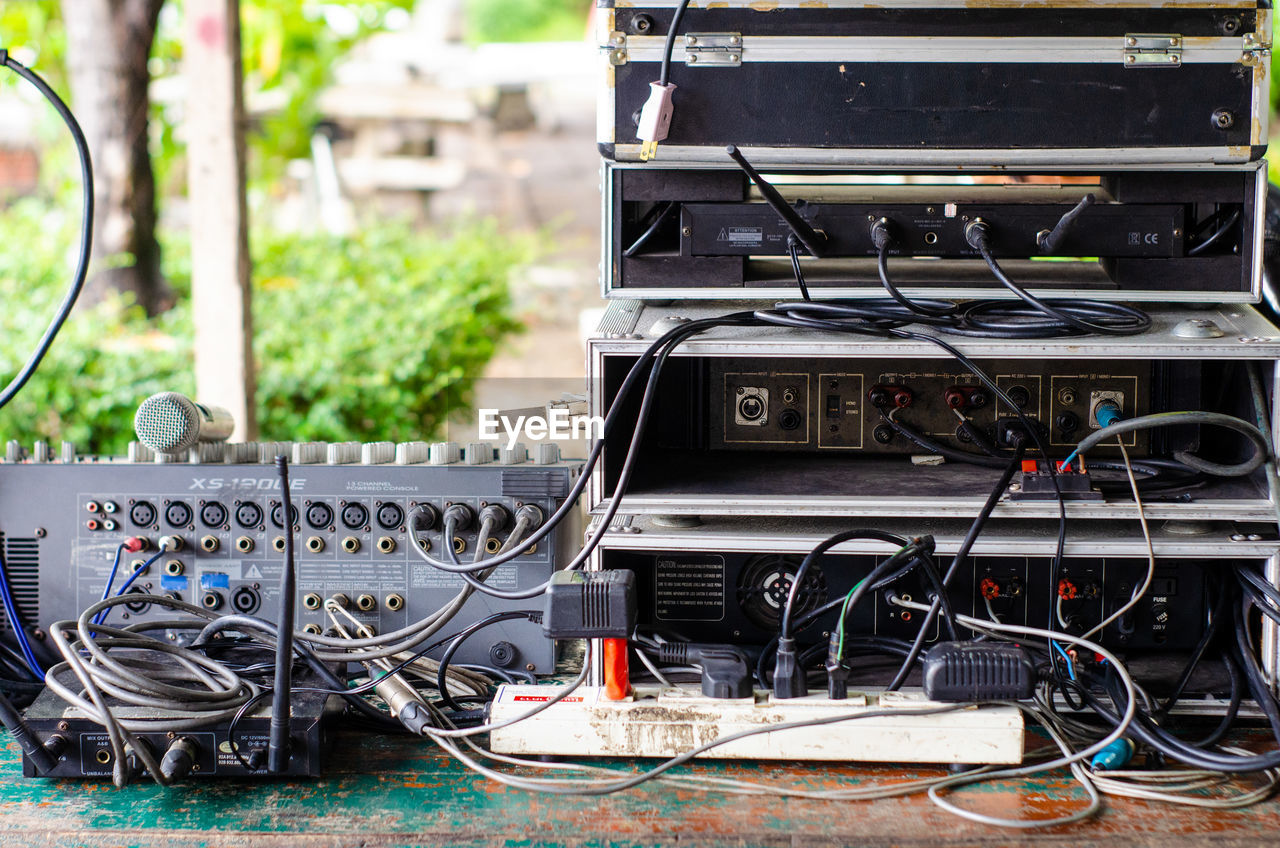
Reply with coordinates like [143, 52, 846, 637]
[1, 729, 1278, 847]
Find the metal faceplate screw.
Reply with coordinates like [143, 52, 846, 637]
[1008, 483, 1022, 492]
[1212, 109, 1235, 130]
[1231, 533, 1248, 541]
[685, 35, 697, 46]
[1126, 37, 1138, 46]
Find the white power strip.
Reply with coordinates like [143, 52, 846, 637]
[489, 684, 1024, 765]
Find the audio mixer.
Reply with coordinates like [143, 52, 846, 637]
[0, 440, 582, 674]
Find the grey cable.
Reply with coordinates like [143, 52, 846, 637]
[1069, 411, 1269, 478]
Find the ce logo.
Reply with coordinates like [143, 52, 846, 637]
[1144, 233, 1160, 245]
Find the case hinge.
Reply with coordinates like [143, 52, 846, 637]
[684, 33, 743, 67]
[1123, 34, 1182, 68]
[1240, 31, 1272, 67]
[604, 31, 628, 66]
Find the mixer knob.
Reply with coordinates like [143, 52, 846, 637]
[360, 441, 395, 465]
[429, 442, 460, 465]
[395, 441, 429, 465]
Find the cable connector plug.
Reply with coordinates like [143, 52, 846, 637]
[824, 630, 849, 700]
[772, 636, 806, 699]
[374, 671, 433, 735]
[869, 217, 895, 252]
[964, 217, 992, 252]
[657, 642, 752, 699]
[637, 81, 676, 161]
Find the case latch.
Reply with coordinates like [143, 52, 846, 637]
[1123, 34, 1182, 68]
[684, 33, 743, 67]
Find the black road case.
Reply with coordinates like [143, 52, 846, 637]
[599, 0, 1272, 166]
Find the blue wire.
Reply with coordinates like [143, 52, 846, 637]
[92, 543, 128, 625]
[97, 550, 166, 626]
[0, 544, 43, 678]
[1051, 640, 1076, 681]
[1059, 403, 1124, 472]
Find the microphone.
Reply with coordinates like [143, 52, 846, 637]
[133, 392, 235, 454]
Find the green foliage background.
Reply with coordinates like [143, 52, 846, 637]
[0, 197, 526, 454]
[463, 0, 588, 44]
[0, 1, 550, 453]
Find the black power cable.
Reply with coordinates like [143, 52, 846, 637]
[885, 444, 1027, 692]
[0, 51, 93, 413]
[435, 610, 539, 711]
[659, 0, 693, 88]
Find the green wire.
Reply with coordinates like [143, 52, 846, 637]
[834, 542, 916, 661]
[835, 578, 868, 660]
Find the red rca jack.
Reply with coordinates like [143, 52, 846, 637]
[944, 386, 989, 412]
[1058, 579, 1078, 600]
[85, 519, 99, 531]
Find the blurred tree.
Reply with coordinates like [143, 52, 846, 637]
[464, 0, 588, 44]
[62, 0, 173, 316]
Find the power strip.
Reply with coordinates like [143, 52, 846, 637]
[489, 685, 1024, 765]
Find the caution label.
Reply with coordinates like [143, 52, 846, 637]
[655, 555, 725, 622]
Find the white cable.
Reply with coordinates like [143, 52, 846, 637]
[632, 645, 676, 688]
[1076, 439, 1154, 642]
[884, 598, 1137, 827]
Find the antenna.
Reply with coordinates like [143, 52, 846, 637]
[0, 690, 57, 774]
[267, 455, 295, 772]
[725, 145, 829, 258]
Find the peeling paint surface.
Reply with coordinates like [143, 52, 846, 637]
[2, 729, 1280, 846]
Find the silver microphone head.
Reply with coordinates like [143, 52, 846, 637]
[134, 392, 234, 453]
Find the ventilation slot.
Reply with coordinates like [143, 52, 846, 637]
[0, 534, 39, 629]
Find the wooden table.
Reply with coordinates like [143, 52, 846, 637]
[2, 729, 1278, 846]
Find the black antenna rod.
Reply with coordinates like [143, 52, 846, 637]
[726, 145, 828, 258]
[0, 689, 57, 774]
[267, 455, 295, 773]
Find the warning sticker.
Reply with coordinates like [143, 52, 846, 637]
[655, 555, 725, 622]
[717, 226, 763, 246]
